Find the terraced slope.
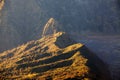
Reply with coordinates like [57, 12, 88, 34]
[0, 32, 111, 80]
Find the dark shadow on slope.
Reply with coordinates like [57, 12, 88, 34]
[17, 50, 77, 69]
[0, 53, 14, 59]
[31, 59, 73, 73]
[79, 45, 112, 80]
[65, 77, 88, 80]
[55, 33, 76, 48]
[16, 53, 51, 64]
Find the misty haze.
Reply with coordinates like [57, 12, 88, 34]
[0, 0, 120, 80]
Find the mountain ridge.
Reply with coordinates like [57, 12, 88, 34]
[0, 31, 112, 80]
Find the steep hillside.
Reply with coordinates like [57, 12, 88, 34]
[0, 32, 112, 80]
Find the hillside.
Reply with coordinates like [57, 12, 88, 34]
[0, 32, 112, 80]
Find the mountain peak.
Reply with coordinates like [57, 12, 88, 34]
[42, 18, 58, 37]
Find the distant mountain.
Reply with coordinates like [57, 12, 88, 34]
[0, 31, 112, 80]
[0, 0, 120, 52]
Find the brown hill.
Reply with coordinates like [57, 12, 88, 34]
[0, 32, 112, 80]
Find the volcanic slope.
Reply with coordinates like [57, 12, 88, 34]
[0, 32, 112, 80]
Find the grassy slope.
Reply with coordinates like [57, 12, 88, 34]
[0, 32, 111, 80]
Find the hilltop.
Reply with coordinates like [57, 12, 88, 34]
[0, 32, 111, 80]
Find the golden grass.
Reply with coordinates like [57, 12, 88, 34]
[22, 73, 38, 79]
[0, 32, 93, 80]
[63, 43, 83, 53]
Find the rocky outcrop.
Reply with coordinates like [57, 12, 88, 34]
[0, 0, 4, 11]
[0, 32, 112, 80]
[42, 18, 57, 37]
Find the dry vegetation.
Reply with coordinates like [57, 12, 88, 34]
[0, 32, 110, 80]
